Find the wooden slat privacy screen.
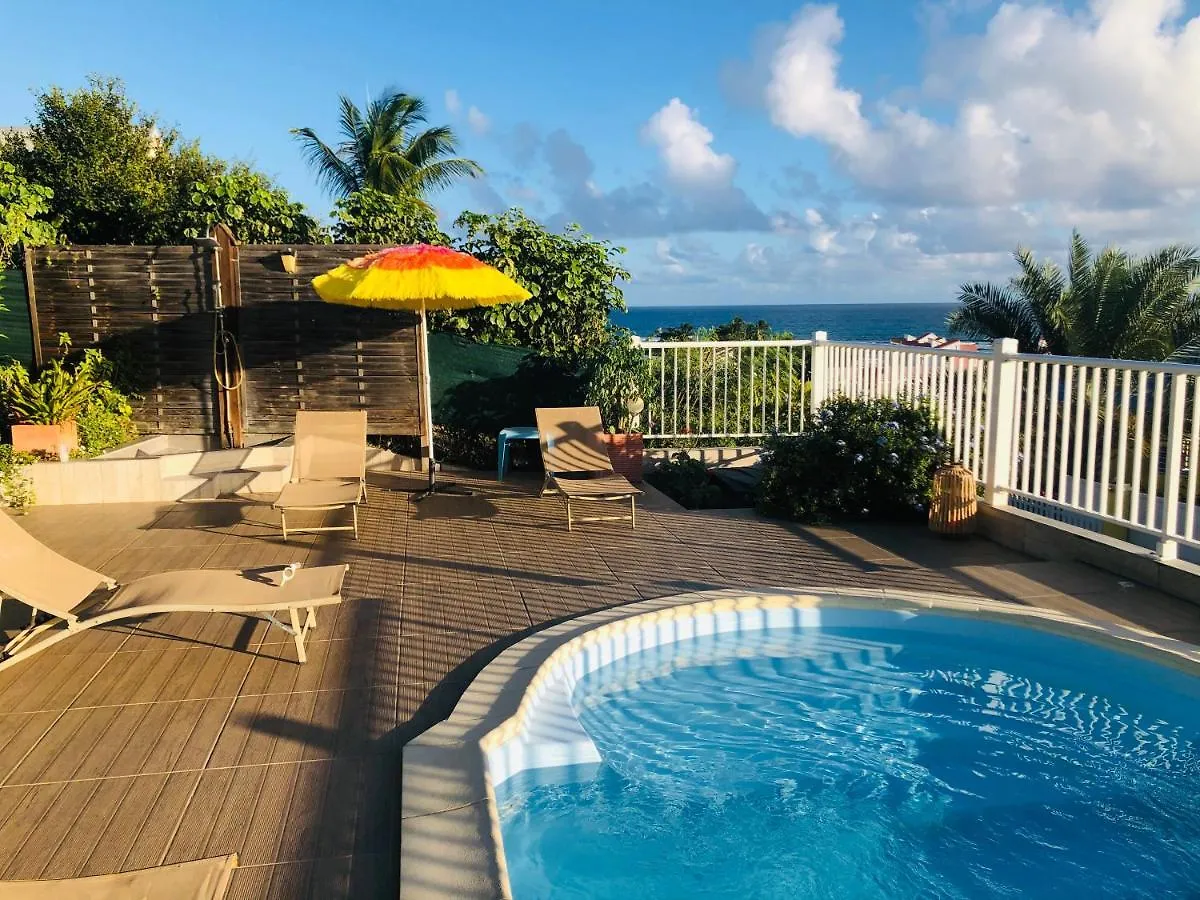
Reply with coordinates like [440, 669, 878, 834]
[26, 243, 423, 439]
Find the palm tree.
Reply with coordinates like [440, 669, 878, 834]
[292, 89, 482, 199]
[948, 231, 1200, 360]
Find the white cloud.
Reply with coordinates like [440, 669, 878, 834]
[762, 0, 1200, 213]
[803, 207, 842, 254]
[642, 98, 737, 186]
[444, 89, 461, 115]
[467, 105, 491, 136]
[766, 6, 869, 155]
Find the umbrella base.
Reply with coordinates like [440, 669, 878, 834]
[413, 464, 475, 501]
[413, 481, 475, 501]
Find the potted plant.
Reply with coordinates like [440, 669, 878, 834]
[602, 397, 646, 483]
[0, 338, 94, 461]
[583, 327, 654, 484]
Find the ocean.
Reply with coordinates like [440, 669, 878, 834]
[611, 303, 961, 343]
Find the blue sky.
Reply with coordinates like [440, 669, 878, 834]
[4, 0, 1200, 306]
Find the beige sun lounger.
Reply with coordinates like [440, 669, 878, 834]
[535, 406, 642, 530]
[274, 410, 368, 541]
[0, 512, 347, 673]
[0, 854, 237, 900]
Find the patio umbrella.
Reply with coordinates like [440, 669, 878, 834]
[312, 244, 531, 499]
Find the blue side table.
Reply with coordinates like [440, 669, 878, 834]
[497, 426, 540, 481]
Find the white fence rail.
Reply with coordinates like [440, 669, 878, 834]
[639, 340, 811, 438]
[640, 332, 1199, 559]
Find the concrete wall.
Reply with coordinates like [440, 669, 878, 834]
[979, 503, 1200, 605]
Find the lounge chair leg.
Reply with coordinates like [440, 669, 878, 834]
[566, 498, 572, 531]
[281, 511, 288, 542]
[631, 496, 636, 529]
[352, 504, 359, 540]
[289, 606, 307, 664]
[305, 606, 317, 631]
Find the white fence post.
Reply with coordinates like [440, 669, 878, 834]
[1158, 374, 1186, 561]
[810, 331, 828, 416]
[983, 338, 1020, 506]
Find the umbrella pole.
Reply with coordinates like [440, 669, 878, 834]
[414, 302, 472, 501]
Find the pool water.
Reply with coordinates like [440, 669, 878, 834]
[496, 613, 1200, 899]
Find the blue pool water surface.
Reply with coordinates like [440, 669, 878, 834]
[496, 613, 1200, 899]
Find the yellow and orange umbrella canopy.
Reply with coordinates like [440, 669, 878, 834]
[311, 244, 531, 310]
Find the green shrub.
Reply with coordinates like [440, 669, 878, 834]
[647, 452, 723, 509]
[757, 396, 947, 524]
[0, 444, 35, 511]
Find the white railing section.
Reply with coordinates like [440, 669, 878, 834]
[638, 339, 812, 438]
[639, 331, 1199, 560]
[814, 335, 993, 485]
[1006, 355, 1199, 559]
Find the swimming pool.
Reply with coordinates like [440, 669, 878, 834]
[399, 590, 1200, 899]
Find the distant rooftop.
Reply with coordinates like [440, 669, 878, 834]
[891, 331, 978, 352]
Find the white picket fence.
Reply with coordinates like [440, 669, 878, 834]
[638, 332, 1200, 559]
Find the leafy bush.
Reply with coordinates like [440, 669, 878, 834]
[757, 396, 947, 524]
[0, 444, 35, 511]
[0, 337, 137, 456]
[0, 161, 59, 267]
[647, 452, 723, 509]
[76, 369, 138, 456]
[176, 167, 325, 244]
[439, 210, 628, 357]
[331, 189, 449, 245]
[580, 326, 653, 432]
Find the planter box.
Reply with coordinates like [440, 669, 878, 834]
[11, 421, 78, 459]
[602, 432, 644, 484]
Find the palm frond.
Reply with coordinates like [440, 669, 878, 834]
[1115, 244, 1200, 360]
[294, 88, 479, 200]
[403, 158, 484, 194]
[1010, 246, 1068, 352]
[289, 126, 360, 197]
[948, 281, 1045, 351]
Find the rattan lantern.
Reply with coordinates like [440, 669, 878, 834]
[929, 463, 977, 536]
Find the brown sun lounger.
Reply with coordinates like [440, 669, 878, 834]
[0, 512, 347, 673]
[535, 406, 642, 530]
[274, 410, 368, 541]
[0, 854, 237, 900]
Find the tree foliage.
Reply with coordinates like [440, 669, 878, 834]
[292, 89, 481, 199]
[331, 188, 449, 245]
[0, 161, 59, 266]
[1, 77, 220, 244]
[173, 166, 325, 244]
[654, 316, 784, 341]
[441, 209, 629, 357]
[948, 231, 1200, 360]
[2, 77, 317, 247]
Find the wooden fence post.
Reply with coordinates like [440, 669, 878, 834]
[22, 250, 42, 368]
[210, 224, 246, 448]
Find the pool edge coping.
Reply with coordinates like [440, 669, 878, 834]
[397, 586, 1200, 900]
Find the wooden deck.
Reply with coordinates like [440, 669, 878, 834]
[1, 472, 1198, 899]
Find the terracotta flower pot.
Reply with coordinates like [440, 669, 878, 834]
[602, 432, 644, 484]
[11, 421, 79, 461]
